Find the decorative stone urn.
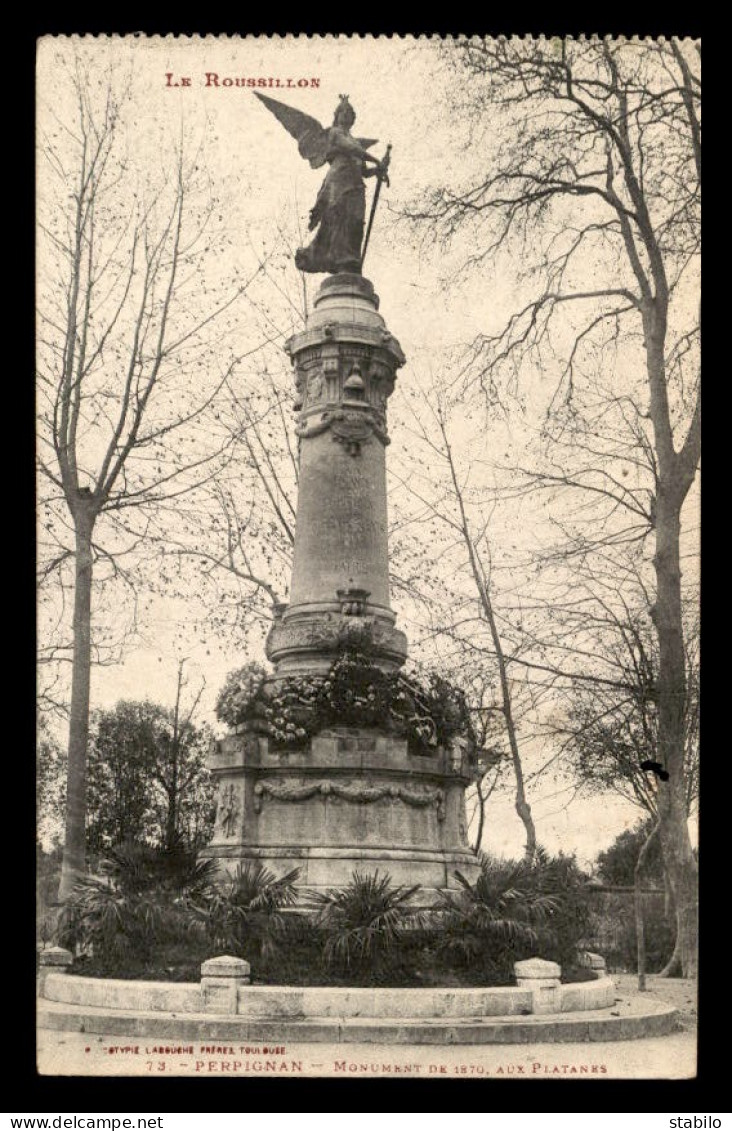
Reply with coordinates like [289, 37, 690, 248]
[201, 275, 480, 902]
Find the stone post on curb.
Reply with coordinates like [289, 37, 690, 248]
[200, 955, 250, 1015]
[37, 946, 73, 996]
[514, 957, 562, 1015]
[577, 950, 607, 976]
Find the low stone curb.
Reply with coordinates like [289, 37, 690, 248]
[39, 970, 615, 1018]
[37, 998, 679, 1044]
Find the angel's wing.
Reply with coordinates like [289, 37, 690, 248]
[254, 92, 329, 169]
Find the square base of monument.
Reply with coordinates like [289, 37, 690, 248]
[200, 844, 481, 906]
[203, 726, 481, 904]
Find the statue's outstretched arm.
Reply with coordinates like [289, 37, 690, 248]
[329, 128, 380, 164]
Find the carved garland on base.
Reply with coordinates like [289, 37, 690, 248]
[253, 778, 445, 821]
[296, 408, 390, 454]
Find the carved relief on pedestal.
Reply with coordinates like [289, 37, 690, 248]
[217, 782, 241, 838]
[336, 616, 377, 649]
[367, 358, 393, 415]
[295, 406, 389, 454]
[265, 611, 408, 664]
[304, 371, 324, 408]
[448, 735, 469, 776]
[370, 378, 388, 417]
[337, 587, 370, 616]
[459, 802, 469, 847]
[293, 362, 308, 411]
[292, 340, 398, 420]
[330, 409, 383, 456]
[266, 611, 335, 656]
[253, 777, 445, 820]
[343, 365, 366, 403]
[321, 343, 341, 401]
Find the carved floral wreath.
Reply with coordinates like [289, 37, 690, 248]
[215, 651, 474, 756]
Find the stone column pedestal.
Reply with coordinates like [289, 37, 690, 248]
[265, 273, 407, 676]
[577, 950, 607, 975]
[204, 274, 481, 901]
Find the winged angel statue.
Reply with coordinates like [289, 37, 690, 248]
[255, 92, 390, 275]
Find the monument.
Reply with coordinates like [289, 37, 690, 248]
[202, 95, 480, 900]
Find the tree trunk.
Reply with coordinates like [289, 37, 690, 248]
[443, 425, 538, 864]
[165, 661, 183, 849]
[635, 820, 660, 990]
[473, 776, 486, 854]
[512, 750, 537, 863]
[652, 474, 698, 978]
[485, 610, 537, 861]
[58, 516, 94, 900]
[662, 856, 674, 920]
[659, 926, 683, 979]
[656, 853, 682, 977]
[470, 544, 537, 861]
[634, 878, 647, 992]
[165, 782, 178, 850]
[494, 646, 537, 861]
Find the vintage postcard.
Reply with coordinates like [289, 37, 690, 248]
[36, 33, 700, 1080]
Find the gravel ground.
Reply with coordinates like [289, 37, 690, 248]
[611, 974, 697, 1031]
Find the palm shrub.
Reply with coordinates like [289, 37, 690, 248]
[37, 844, 63, 948]
[96, 838, 218, 897]
[434, 851, 592, 983]
[529, 849, 593, 970]
[58, 839, 217, 967]
[435, 855, 560, 983]
[308, 870, 422, 981]
[194, 863, 300, 964]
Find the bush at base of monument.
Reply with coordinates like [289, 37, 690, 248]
[55, 848, 594, 987]
[214, 662, 269, 730]
[195, 862, 300, 962]
[308, 870, 423, 979]
[215, 650, 475, 755]
[58, 846, 298, 983]
[434, 851, 594, 982]
[57, 841, 217, 977]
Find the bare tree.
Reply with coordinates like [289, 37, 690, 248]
[560, 610, 699, 819]
[559, 606, 698, 978]
[405, 37, 700, 975]
[464, 673, 510, 853]
[159, 659, 207, 850]
[394, 385, 539, 859]
[37, 60, 265, 897]
[149, 219, 309, 654]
